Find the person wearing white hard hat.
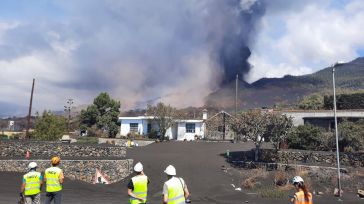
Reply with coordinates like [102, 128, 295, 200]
[290, 176, 313, 204]
[163, 165, 190, 204]
[127, 162, 149, 204]
[20, 162, 43, 204]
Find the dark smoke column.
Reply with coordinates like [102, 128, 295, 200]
[218, 0, 265, 83]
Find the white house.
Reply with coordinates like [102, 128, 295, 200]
[118, 116, 205, 141]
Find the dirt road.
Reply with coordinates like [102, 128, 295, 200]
[0, 141, 361, 203]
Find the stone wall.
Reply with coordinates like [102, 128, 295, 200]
[0, 141, 133, 184]
[260, 149, 364, 167]
[98, 138, 155, 146]
[0, 159, 133, 183]
[0, 140, 126, 158]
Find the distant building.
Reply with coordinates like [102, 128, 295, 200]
[118, 116, 204, 141]
[8, 121, 15, 131]
[118, 109, 239, 141]
[204, 111, 235, 141]
[281, 110, 364, 131]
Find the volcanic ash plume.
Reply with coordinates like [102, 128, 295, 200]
[0, 0, 266, 110]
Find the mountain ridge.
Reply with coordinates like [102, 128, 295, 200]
[206, 57, 364, 110]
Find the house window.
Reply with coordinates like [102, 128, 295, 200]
[130, 123, 139, 132]
[147, 123, 152, 133]
[186, 123, 195, 133]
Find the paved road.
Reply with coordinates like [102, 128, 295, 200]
[0, 141, 361, 204]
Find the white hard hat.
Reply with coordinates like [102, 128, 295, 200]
[164, 165, 176, 176]
[292, 176, 304, 184]
[28, 162, 37, 169]
[134, 162, 143, 172]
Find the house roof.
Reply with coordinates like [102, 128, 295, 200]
[118, 116, 203, 123]
[118, 116, 155, 120]
[206, 111, 235, 121]
[175, 119, 203, 123]
[278, 109, 364, 113]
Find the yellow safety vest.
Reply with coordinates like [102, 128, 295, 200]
[294, 190, 313, 204]
[166, 177, 185, 204]
[45, 167, 62, 192]
[129, 175, 148, 204]
[23, 171, 41, 196]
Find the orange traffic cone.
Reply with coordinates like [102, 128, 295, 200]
[25, 151, 30, 159]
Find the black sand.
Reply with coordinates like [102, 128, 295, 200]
[0, 142, 362, 203]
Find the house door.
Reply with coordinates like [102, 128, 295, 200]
[171, 124, 178, 140]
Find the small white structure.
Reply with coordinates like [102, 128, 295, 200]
[118, 116, 204, 141]
[61, 135, 71, 144]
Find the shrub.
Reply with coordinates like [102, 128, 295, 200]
[147, 130, 159, 139]
[259, 185, 289, 198]
[274, 170, 289, 186]
[320, 132, 335, 151]
[242, 177, 257, 189]
[241, 168, 268, 189]
[286, 124, 324, 150]
[33, 111, 67, 141]
[324, 93, 364, 110]
[338, 120, 364, 151]
[86, 126, 106, 138]
[127, 132, 143, 139]
[298, 94, 324, 110]
[76, 137, 98, 144]
[10, 133, 22, 140]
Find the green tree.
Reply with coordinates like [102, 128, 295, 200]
[338, 120, 364, 152]
[80, 92, 120, 137]
[232, 110, 270, 161]
[286, 124, 323, 150]
[146, 102, 178, 141]
[298, 94, 324, 110]
[34, 111, 67, 141]
[324, 93, 364, 110]
[266, 114, 293, 150]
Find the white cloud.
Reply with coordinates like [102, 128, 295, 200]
[247, 0, 364, 82]
[246, 54, 313, 81]
[0, 21, 19, 43]
[240, 0, 258, 12]
[0, 0, 258, 113]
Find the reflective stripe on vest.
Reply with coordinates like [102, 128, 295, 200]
[166, 177, 185, 204]
[45, 167, 62, 192]
[129, 175, 148, 204]
[294, 191, 313, 204]
[24, 172, 41, 196]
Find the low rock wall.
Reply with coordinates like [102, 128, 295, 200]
[260, 149, 364, 167]
[0, 159, 133, 184]
[0, 140, 126, 158]
[98, 138, 155, 146]
[230, 160, 349, 175]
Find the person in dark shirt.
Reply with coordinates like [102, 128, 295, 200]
[127, 162, 149, 204]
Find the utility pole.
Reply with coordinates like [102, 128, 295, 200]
[332, 62, 342, 198]
[223, 112, 226, 140]
[64, 99, 74, 134]
[26, 78, 35, 139]
[235, 74, 238, 116]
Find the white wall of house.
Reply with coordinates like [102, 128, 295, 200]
[281, 110, 364, 126]
[120, 118, 144, 136]
[119, 117, 204, 140]
[176, 121, 203, 141]
[165, 126, 174, 140]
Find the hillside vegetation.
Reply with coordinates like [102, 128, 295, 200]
[206, 57, 364, 110]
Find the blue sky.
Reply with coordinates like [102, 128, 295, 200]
[0, 0, 64, 21]
[246, 0, 364, 81]
[0, 0, 364, 115]
[358, 49, 364, 56]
